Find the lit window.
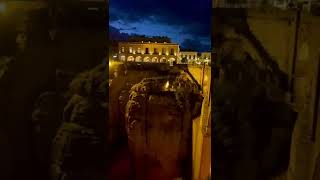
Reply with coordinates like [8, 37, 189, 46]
[162, 48, 166, 54]
[129, 47, 132, 53]
[137, 48, 141, 54]
[121, 47, 125, 53]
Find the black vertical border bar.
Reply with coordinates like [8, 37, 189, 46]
[311, 56, 320, 142]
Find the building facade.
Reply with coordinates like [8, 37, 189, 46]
[118, 42, 179, 63]
[179, 51, 198, 63]
[179, 51, 212, 64]
[199, 52, 211, 64]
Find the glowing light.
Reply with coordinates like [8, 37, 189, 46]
[109, 61, 113, 67]
[165, 81, 169, 89]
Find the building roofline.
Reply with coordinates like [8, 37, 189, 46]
[180, 51, 198, 53]
[118, 41, 179, 45]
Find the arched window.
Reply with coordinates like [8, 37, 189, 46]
[160, 57, 166, 63]
[152, 57, 158, 63]
[121, 47, 125, 53]
[144, 56, 150, 62]
[127, 56, 134, 62]
[136, 56, 142, 62]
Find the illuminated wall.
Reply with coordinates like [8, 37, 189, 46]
[118, 42, 179, 63]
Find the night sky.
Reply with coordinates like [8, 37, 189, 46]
[109, 0, 211, 52]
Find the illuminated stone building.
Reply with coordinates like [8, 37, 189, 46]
[199, 52, 211, 64]
[118, 41, 179, 63]
[179, 51, 198, 63]
[179, 51, 212, 64]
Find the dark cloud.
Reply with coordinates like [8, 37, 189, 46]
[109, 0, 211, 38]
[109, 25, 130, 41]
[181, 38, 211, 52]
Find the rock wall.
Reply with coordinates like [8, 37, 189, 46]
[125, 75, 201, 180]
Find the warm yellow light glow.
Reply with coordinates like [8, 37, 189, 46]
[109, 61, 113, 67]
[165, 81, 169, 89]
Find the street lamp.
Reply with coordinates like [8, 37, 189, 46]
[164, 81, 169, 90]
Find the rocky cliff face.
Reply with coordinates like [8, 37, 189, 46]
[32, 64, 109, 180]
[125, 75, 202, 180]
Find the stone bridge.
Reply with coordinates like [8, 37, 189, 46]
[187, 65, 211, 92]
